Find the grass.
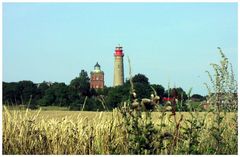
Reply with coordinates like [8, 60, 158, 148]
[4, 105, 70, 111]
[2, 106, 237, 155]
[2, 106, 235, 123]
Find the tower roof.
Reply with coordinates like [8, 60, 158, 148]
[92, 62, 102, 73]
[94, 62, 100, 68]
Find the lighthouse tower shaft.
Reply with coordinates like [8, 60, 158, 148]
[113, 46, 124, 86]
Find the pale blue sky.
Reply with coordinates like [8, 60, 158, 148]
[2, 3, 238, 95]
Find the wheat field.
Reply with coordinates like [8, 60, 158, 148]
[2, 106, 237, 155]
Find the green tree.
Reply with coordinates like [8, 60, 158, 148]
[106, 83, 131, 109]
[18, 80, 37, 106]
[106, 74, 154, 109]
[70, 70, 90, 96]
[95, 86, 110, 96]
[132, 73, 149, 85]
[191, 94, 205, 101]
[53, 83, 69, 106]
[84, 98, 105, 111]
[131, 73, 151, 99]
[40, 85, 56, 106]
[90, 88, 97, 97]
[164, 87, 188, 111]
[134, 82, 152, 99]
[39, 82, 70, 106]
[164, 87, 187, 100]
[151, 84, 165, 97]
[3, 82, 21, 105]
[35, 81, 50, 104]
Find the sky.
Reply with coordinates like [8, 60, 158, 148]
[2, 2, 238, 95]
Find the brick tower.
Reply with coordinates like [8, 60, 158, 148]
[90, 62, 104, 89]
[113, 46, 124, 86]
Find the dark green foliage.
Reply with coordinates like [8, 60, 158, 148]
[35, 82, 50, 102]
[18, 81, 37, 104]
[28, 103, 39, 110]
[191, 94, 205, 101]
[106, 85, 130, 109]
[2, 69, 97, 110]
[67, 88, 80, 103]
[69, 96, 104, 111]
[3, 82, 21, 105]
[131, 73, 152, 99]
[105, 74, 165, 110]
[163, 87, 188, 111]
[96, 86, 110, 96]
[36, 83, 58, 106]
[2, 72, 197, 112]
[133, 82, 152, 99]
[84, 97, 105, 111]
[164, 88, 187, 101]
[151, 84, 165, 98]
[132, 73, 149, 85]
[3, 81, 38, 106]
[90, 88, 97, 97]
[70, 70, 90, 97]
[69, 100, 82, 111]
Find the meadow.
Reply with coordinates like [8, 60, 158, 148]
[2, 105, 237, 155]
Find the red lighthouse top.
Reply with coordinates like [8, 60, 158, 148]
[114, 46, 124, 57]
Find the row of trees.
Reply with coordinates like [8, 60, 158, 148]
[3, 70, 203, 111]
[3, 70, 100, 110]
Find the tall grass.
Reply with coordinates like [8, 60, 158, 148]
[2, 106, 237, 155]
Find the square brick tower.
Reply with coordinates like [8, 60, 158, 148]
[90, 62, 104, 89]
